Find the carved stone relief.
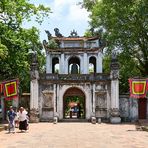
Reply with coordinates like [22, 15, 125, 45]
[111, 70, 119, 79]
[95, 93, 107, 118]
[30, 108, 39, 123]
[42, 90, 53, 108]
[41, 84, 54, 91]
[95, 84, 106, 91]
[31, 69, 39, 80]
[95, 93, 107, 109]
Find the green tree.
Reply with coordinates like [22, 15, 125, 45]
[0, 0, 50, 92]
[82, 0, 148, 92]
[0, 42, 8, 59]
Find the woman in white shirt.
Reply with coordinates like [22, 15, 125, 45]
[18, 107, 28, 131]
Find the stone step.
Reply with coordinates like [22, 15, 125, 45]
[0, 125, 5, 132]
[60, 119, 89, 122]
[40, 118, 53, 122]
[138, 119, 148, 126]
[0, 127, 4, 132]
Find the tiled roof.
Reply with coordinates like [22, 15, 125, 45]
[52, 36, 99, 41]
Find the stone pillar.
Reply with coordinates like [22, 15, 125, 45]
[111, 80, 119, 109]
[93, 84, 96, 113]
[60, 53, 64, 74]
[80, 56, 83, 74]
[83, 52, 88, 74]
[61, 41, 64, 48]
[97, 52, 102, 73]
[30, 51, 39, 123]
[90, 84, 95, 119]
[30, 79, 39, 109]
[84, 41, 87, 48]
[110, 52, 121, 123]
[65, 56, 68, 74]
[46, 52, 51, 73]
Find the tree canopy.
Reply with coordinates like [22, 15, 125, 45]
[82, 0, 148, 92]
[0, 0, 50, 92]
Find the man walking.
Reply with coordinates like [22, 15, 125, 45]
[7, 106, 16, 133]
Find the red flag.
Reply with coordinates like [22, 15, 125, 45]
[3, 79, 19, 99]
[147, 79, 148, 91]
[129, 79, 147, 98]
[0, 83, 3, 94]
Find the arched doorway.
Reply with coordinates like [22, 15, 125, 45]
[89, 56, 96, 73]
[63, 87, 85, 119]
[68, 56, 80, 74]
[52, 57, 59, 73]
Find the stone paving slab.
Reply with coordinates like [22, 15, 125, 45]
[0, 123, 148, 148]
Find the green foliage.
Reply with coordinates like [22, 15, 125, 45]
[64, 96, 85, 118]
[84, 29, 93, 37]
[0, 0, 50, 93]
[47, 39, 59, 49]
[0, 42, 8, 59]
[118, 52, 141, 93]
[0, 0, 50, 28]
[83, 0, 148, 92]
[103, 54, 111, 73]
[65, 96, 84, 104]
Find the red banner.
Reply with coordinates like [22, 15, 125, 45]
[147, 79, 148, 91]
[0, 83, 3, 94]
[3, 79, 19, 99]
[129, 79, 148, 98]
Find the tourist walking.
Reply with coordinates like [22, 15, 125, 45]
[18, 107, 28, 132]
[7, 106, 16, 133]
[14, 108, 19, 128]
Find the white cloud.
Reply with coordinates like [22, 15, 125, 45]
[67, 4, 89, 22]
[24, 0, 90, 39]
[50, 0, 89, 22]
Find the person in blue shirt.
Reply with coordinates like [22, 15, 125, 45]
[7, 106, 16, 133]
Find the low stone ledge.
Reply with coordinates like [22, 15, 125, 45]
[42, 107, 54, 111]
[0, 127, 4, 132]
[141, 126, 148, 132]
[110, 117, 121, 124]
[0, 125, 6, 132]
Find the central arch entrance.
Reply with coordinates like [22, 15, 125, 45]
[63, 87, 85, 119]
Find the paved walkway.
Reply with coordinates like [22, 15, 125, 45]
[0, 122, 148, 148]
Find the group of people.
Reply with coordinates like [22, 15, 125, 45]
[70, 103, 82, 118]
[7, 106, 29, 133]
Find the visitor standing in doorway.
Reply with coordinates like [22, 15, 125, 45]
[77, 103, 82, 118]
[7, 106, 16, 133]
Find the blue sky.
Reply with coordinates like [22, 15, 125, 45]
[23, 0, 90, 41]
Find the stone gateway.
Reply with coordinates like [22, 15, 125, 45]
[29, 30, 121, 123]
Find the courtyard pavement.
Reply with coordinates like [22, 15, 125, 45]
[0, 122, 148, 148]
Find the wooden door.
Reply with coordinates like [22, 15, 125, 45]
[138, 98, 147, 119]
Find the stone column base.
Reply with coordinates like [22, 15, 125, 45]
[29, 108, 39, 123]
[53, 116, 58, 124]
[91, 117, 96, 124]
[110, 117, 121, 124]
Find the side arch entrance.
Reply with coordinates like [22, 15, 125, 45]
[63, 87, 85, 119]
